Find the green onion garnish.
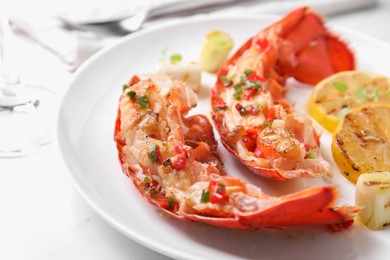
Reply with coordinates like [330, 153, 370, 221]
[127, 91, 136, 99]
[355, 86, 381, 102]
[168, 197, 175, 209]
[150, 144, 158, 163]
[306, 149, 316, 159]
[123, 84, 129, 91]
[244, 69, 253, 77]
[263, 121, 272, 128]
[373, 88, 379, 102]
[220, 75, 233, 87]
[246, 80, 262, 89]
[354, 86, 367, 100]
[238, 75, 246, 85]
[162, 47, 168, 56]
[217, 183, 226, 193]
[200, 190, 210, 203]
[163, 158, 171, 167]
[215, 106, 227, 111]
[332, 82, 349, 93]
[170, 54, 182, 62]
[233, 84, 243, 100]
[220, 75, 230, 84]
[136, 95, 149, 108]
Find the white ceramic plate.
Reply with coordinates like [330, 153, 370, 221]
[58, 14, 390, 259]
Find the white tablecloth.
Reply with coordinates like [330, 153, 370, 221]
[1, 0, 390, 259]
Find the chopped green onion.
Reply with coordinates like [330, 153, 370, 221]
[168, 197, 175, 209]
[238, 75, 246, 85]
[149, 189, 159, 194]
[373, 88, 379, 102]
[220, 75, 233, 87]
[150, 144, 158, 163]
[244, 69, 253, 77]
[262, 121, 272, 128]
[332, 82, 349, 93]
[170, 54, 182, 62]
[355, 86, 367, 100]
[200, 190, 210, 203]
[142, 176, 159, 194]
[233, 84, 243, 100]
[228, 74, 236, 81]
[220, 75, 230, 84]
[337, 107, 350, 120]
[162, 47, 168, 56]
[127, 91, 136, 99]
[215, 106, 227, 111]
[217, 183, 226, 193]
[123, 84, 129, 91]
[163, 158, 171, 167]
[136, 95, 149, 109]
[246, 80, 262, 89]
[306, 149, 316, 159]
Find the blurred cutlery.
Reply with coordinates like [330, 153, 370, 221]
[59, 0, 258, 36]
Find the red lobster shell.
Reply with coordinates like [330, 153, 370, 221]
[114, 73, 356, 231]
[211, 7, 355, 180]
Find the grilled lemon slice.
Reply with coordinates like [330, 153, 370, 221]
[332, 104, 390, 183]
[308, 71, 390, 132]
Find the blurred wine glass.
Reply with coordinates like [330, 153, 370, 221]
[0, 10, 54, 157]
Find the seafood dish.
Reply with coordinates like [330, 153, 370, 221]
[114, 7, 357, 230]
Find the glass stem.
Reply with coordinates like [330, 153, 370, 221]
[1, 15, 20, 85]
[0, 15, 34, 108]
[0, 15, 6, 80]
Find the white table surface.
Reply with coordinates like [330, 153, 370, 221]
[1, 1, 390, 259]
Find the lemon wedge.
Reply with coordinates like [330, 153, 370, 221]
[199, 30, 233, 73]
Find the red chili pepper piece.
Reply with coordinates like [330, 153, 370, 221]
[267, 107, 276, 121]
[243, 88, 256, 100]
[156, 198, 178, 211]
[248, 72, 265, 83]
[210, 192, 226, 203]
[143, 177, 161, 194]
[171, 145, 187, 170]
[243, 129, 257, 152]
[155, 145, 163, 164]
[129, 75, 141, 86]
[255, 38, 269, 50]
[207, 181, 217, 192]
[247, 105, 260, 115]
[208, 181, 229, 204]
[245, 128, 258, 135]
[215, 101, 227, 110]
